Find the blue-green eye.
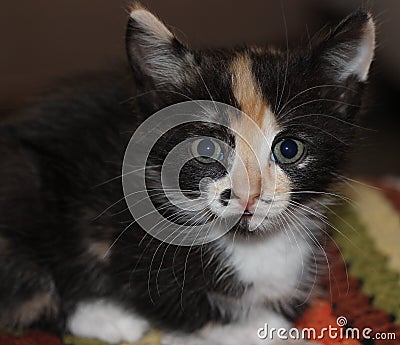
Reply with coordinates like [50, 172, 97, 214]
[191, 138, 223, 164]
[272, 138, 305, 164]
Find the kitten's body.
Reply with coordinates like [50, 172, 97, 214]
[0, 79, 315, 341]
[0, 6, 374, 345]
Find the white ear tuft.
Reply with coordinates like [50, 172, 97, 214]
[353, 16, 375, 81]
[129, 6, 173, 44]
[126, 5, 194, 87]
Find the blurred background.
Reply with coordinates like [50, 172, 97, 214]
[1, 0, 399, 176]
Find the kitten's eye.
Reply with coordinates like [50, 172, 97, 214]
[272, 138, 305, 164]
[191, 138, 223, 164]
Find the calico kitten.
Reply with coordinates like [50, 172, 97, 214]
[0, 4, 375, 345]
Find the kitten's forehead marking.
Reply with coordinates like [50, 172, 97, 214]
[231, 54, 267, 128]
[229, 53, 281, 156]
[228, 54, 290, 198]
[230, 54, 280, 131]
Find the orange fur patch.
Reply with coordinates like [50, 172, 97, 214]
[11, 292, 58, 326]
[88, 240, 112, 260]
[229, 53, 290, 200]
[231, 54, 266, 128]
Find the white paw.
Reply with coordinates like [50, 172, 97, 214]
[67, 299, 149, 344]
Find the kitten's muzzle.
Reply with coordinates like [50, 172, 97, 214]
[220, 188, 259, 213]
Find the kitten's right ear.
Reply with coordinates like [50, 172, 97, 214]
[126, 3, 195, 89]
[316, 11, 376, 82]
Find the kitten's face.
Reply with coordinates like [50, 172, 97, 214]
[125, 7, 375, 239]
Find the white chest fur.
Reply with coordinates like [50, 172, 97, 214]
[222, 231, 311, 304]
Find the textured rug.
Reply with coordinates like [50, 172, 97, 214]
[1, 179, 399, 345]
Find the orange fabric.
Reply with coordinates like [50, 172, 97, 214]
[296, 300, 362, 345]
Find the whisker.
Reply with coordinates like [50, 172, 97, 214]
[148, 210, 207, 303]
[288, 205, 351, 300]
[282, 208, 321, 306]
[285, 190, 357, 207]
[277, 84, 357, 116]
[104, 197, 207, 258]
[193, 67, 219, 115]
[280, 112, 374, 131]
[282, 123, 349, 145]
[276, 0, 289, 114]
[289, 200, 328, 220]
[92, 165, 161, 188]
[332, 172, 381, 191]
[94, 188, 197, 220]
[290, 200, 362, 263]
[279, 98, 360, 120]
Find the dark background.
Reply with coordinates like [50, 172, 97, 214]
[1, 0, 399, 176]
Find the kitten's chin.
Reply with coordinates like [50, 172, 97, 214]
[225, 213, 278, 238]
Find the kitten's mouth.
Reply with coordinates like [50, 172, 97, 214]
[238, 211, 255, 224]
[227, 212, 260, 236]
[241, 210, 253, 217]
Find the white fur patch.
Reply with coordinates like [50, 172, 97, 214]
[222, 229, 312, 304]
[67, 299, 149, 344]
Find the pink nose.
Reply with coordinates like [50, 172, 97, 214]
[237, 193, 259, 211]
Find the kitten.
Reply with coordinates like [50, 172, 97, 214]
[0, 4, 375, 345]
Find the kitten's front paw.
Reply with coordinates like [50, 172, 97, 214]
[67, 299, 149, 344]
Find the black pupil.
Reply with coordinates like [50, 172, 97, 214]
[197, 139, 215, 158]
[280, 139, 298, 159]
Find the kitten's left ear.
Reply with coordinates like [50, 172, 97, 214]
[126, 4, 195, 89]
[317, 11, 376, 82]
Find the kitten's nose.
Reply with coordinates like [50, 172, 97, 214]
[220, 189, 259, 211]
[238, 193, 260, 211]
[232, 190, 260, 211]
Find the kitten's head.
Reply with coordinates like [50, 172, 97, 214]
[124, 5, 375, 241]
